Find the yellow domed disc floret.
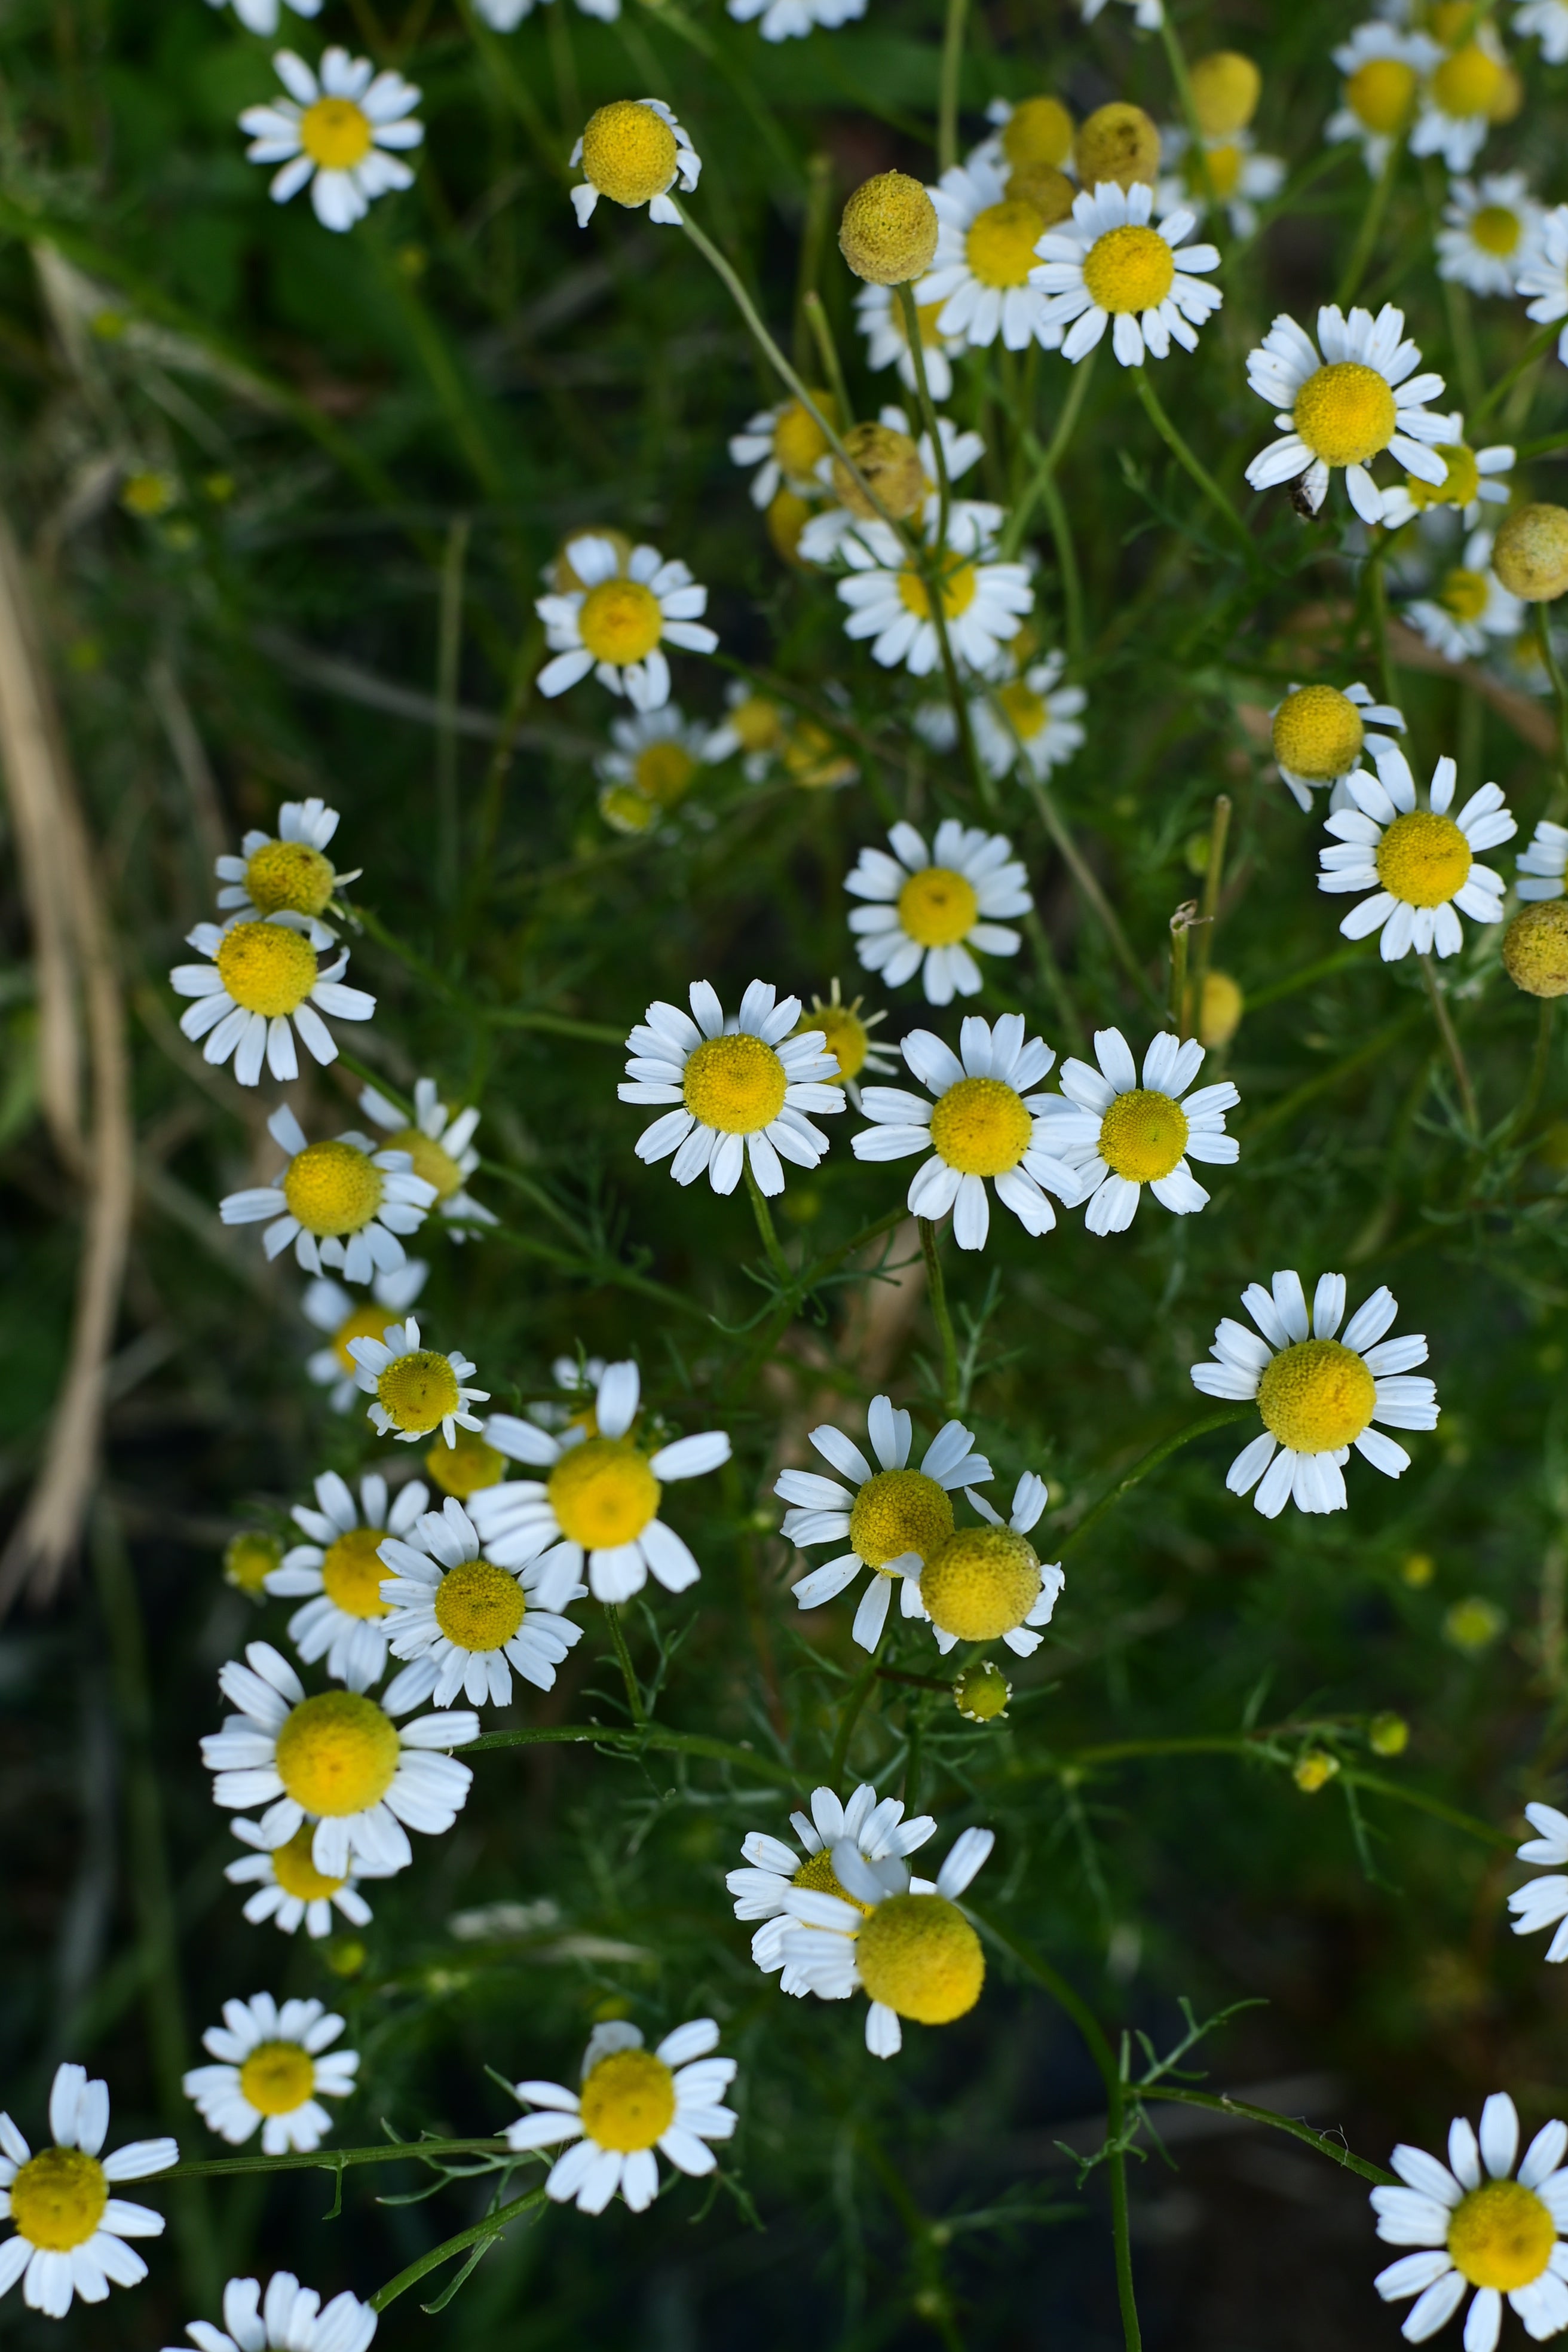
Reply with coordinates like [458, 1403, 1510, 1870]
[330, 1303, 396, 1375]
[1081, 225, 1176, 315]
[383, 1127, 464, 1200]
[320, 1526, 393, 1621]
[682, 1031, 789, 1133]
[1432, 44, 1506, 120]
[848, 1467, 954, 1570]
[1257, 1340, 1376, 1454]
[300, 97, 372, 171]
[855, 1892, 985, 2025]
[898, 559, 979, 623]
[1494, 504, 1568, 602]
[773, 393, 836, 481]
[578, 578, 664, 667]
[1291, 363, 1396, 467]
[799, 1000, 869, 1085]
[1272, 684, 1364, 781]
[1439, 568, 1490, 624]
[427, 1426, 506, 1497]
[633, 740, 697, 809]
[1471, 205, 1521, 257]
[964, 200, 1047, 289]
[1073, 103, 1160, 191]
[1198, 970, 1244, 1048]
[433, 1558, 526, 1653]
[921, 1524, 1043, 1642]
[8, 2147, 109, 2252]
[832, 422, 926, 522]
[1374, 809, 1472, 908]
[1505, 903, 1568, 999]
[838, 172, 939, 286]
[238, 2041, 316, 2118]
[245, 840, 336, 918]
[215, 922, 320, 1019]
[283, 1141, 384, 1239]
[727, 696, 782, 755]
[1098, 1089, 1189, 1184]
[581, 100, 678, 208]
[997, 679, 1049, 742]
[270, 1820, 347, 1901]
[1447, 2180, 1556, 2292]
[549, 1437, 660, 1549]
[1191, 143, 1243, 200]
[1001, 96, 1073, 170]
[377, 1350, 461, 1436]
[578, 2048, 676, 2152]
[1005, 163, 1075, 226]
[1405, 442, 1480, 513]
[897, 866, 979, 948]
[792, 1846, 874, 1913]
[1190, 50, 1261, 137]
[1347, 57, 1417, 137]
[224, 1532, 281, 1595]
[929, 1077, 1032, 1177]
[275, 1690, 401, 1817]
[953, 1656, 1012, 1722]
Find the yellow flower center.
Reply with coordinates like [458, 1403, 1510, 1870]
[578, 578, 664, 667]
[601, 783, 659, 834]
[801, 1003, 869, 1084]
[632, 740, 698, 808]
[920, 1524, 1043, 1642]
[8, 2148, 109, 2253]
[928, 1076, 1033, 1177]
[772, 394, 835, 480]
[548, 1437, 660, 1549]
[1006, 162, 1075, 225]
[855, 1892, 985, 2025]
[215, 921, 319, 1019]
[1291, 362, 1396, 467]
[275, 1690, 401, 1817]
[1448, 2181, 1556, 2292]
[270, 1820, 348, 1901]
[1081, 223, 1176, 314]
[224, 1532, 281, 1595]
[767, 486, 812, 564]
[897, 865, 979, 947]
[122, 472, 173, 517]
[433, 1557, 526, 1652]
[1098, 1087, 1190, 1183]
[1198, 969, 1244, 1048]
[283, 1140, 384, 1238]
[897, 560, 979, 621]
[1440, 566, 1492, 623]
[1074, 102, 1161, 191]
[1432, 43, 1505, 119]
[1256, 1339, 1377, 1454]
[578, 2047, 676, 2153]
[964, 198, 1046, 289]
[893, 296, 948, 353]
[244, 840, 336, 918]
[1190, 50, 1261, 137]
[1407, 441, 1481, 512]
[832, 421, 926, 522]
[299, 97, 373, 172]
[1002, 95, 1073, 169]
[1374, 808, 1473, 907]
[1505, 902, 1568, 1000]
[782, 719, 856, 789]
[376, 1350, 461, 1435]
[840, 170, 941, 287]
[384, 1126, 464, 1200]
[792, 1846, 874, 1913]
[329, 1304, 393, 1376]
[682, 1031, 789, 1133]
[849, 1466, 955, 1570]
[997, 679, 1048, 741]
[320, 1525, 393, 1621]
[1272, 684, 1364, 780]
[238, 2041, 316, 2118]
[1471, 203, 1521, 256]
[1346, 56, 1417, 136]
[580, 99, 678, 208]
[427, 1425, 506, 1497]
[728, 695, 782, 754]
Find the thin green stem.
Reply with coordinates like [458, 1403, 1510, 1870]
[745, 1158, 792, 1281]
[1366, 538, 1398, 715]
[602, 1604, 646, 1728]
[1472, 318, 1560, 428]
[163, 2138, 513, 2183]
[1420, 953, 1478, 1137]
[1511, 999, 1557, 1145]
[918, 1215, 959, 1411]
[436, 514, 470, 905]
[1156, 10, 1216, 219]
[1539, 599, 1568, 789]
[1059, 1407, 1253, 1557]
[803, 289, 854, 433]
[1336, 131, 1403, 310]
[1187, 794, 1232, 1033]
[829, 1626, 889, 1783]
[1022, 774, 1156, 1006]
[1004, 350, 1095, 558]
[1168, 904, 1195, 1040]
[937, 0, 969, 175]
[1132, 367, 1252, 557]
[371, 2186, 547, 2312]
[466, 1721, 800, 1790]
[1139, 2087, 1396, 2186]
[896, 281, 951, 547]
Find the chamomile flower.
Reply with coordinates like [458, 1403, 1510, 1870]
[163, 2273, 376, 2352]
[356, 1079, 495, 1235]
[1155, 124, 1285, 239]
[1319, 745, 1515, 959]
[1327, 23, 1441, 174]
[727, 1784, 938, 1989]
[1404, 529, 1525, 663]
[348, 1317, 488, 1447]
[727, 0, 864, 39]
[798, 408, 991, 566]
[1269, 679, 1405, 814]
[264, 1469, 429, 1686]
[775, 1394, 994, 1650]
[1410, 24, 1517, 174]
[208, 0, 321, 30]
[835, 521, 1033, 679]
[1518, 204, 1568, 364]
[970, 654, 1086, 780]
[1438, 174, 1542, 295]
[1033, 1028, 1239, 1235]
[504, 2020, 736, 2215]
[0, 2063, 176, 2319]
[1031, 179, 1221, 367]
[1244, 304, 1450, 522]
[794, 981, 896, 1111]
[183, 1996, 356, 2156]
[1371, 2091, 1568, 2350]
[302, 1261, 427, 1411]
[224, 1818, 377, 1940]
[201, 1639, 479, 1877]
[536, 532, 717, 711]
[1518, 819, 1568, 901]
[1508, 1803, 1568, 1961]
[855, 280, 961, 403]
[595, 705, 712, 834]
[239, 49, 422, 234]
[214, 798, 357, 945]
[219, 1106, 436, 1281]
[470, 1358, 730, 1607]
[779, 1822, 995, 2058]
[377, 1497, 584, 1710]
[911, 1474, 1063, 1656]
[729, 394, 838, 509]
[618, 977, 843, 1198]
[1190, 1270, 1438, 1519]
[569, 99, 699, 228]
[1081, 0, 1163, 27]
[1518, 1, 1568, 66]
[170, 919, 374, 1087]
[846, 820, 1031, 1003]
[1377, 437, 1515, 531]
[917, 153, 1064, 351]
[855, 1015, 1082, 1250]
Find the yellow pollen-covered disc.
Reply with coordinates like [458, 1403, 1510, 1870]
[1272, 684, 1364, 781]
[855, 1892, 985, 2025]
[897, 867, 978, 951]
[782, 719, 856, 789]
[377, 1350, 461, 1435]
[1432, 43, 1506, 119]
[1198, 969, 1244, 1048]
[1192, 142, 1244, 201]
[1440, 567, 1490, 624]
[1073, 103, 1160, 191]
[1081, 223, 1177, 315]
[1504, 903, 1568, 999]
[801, 1002, 869, 1085]
[838, 171, 939, 286]
[630, 737, 694, 809]
[239, 2041, 316, 2118]
[1407, 442, 1480, 512]
[7, 2148, 109, 2253]
[1346, 56, 1416, 136]
[832, 422, 926, 522]
[433, 1557, 526, 1652]
[728, 695, 783, 755]
[215, 921, 319, 1019]
[225, 1532, 281, 1595]
[767, 486, 813, 566]
[245, 839, 336, 918]
[1002, 96, 1073, 169]
[682, 1031, 789, 1133]
[1005, 162, 1075, 226]
[581, 99, 678, 207]
[578, 2048, 676, 2153]
[1256, 1339, 1377, 1454]
[928, 1076, 1032, 1177]
[384, 1126, 464, 1200]
[997, 679, 1048, 741]
[848, 1467, 954, 1570]
[300, 97, 373, 171]
[1471, 203, 1521, 256]
[1291, 362, 1396, 467]
[275, 1690, 400, 1817]
[578, 577, 664, 666]
[792, 1846, 874, 1913]
[772, 393, 835, 481]
[1190, 50, 1261, 137]
[1493, 504, 1568, 601]
[320, 1526, 393, 1621]
[271, 1820, 347, 1901]
[897, 559, 978, 623]
[1374, 808, 1472, 908]
[330, 1304, 394, 1375]
[920, 1524, 1043, 1642]
[548, 1437, 660, 1549]
[964, 199, 1046, 289]
[283, 1141, 384, 1239]
[1448, 2180, 1556, 2292]
[427, 1425, 506, 1497]
[1098, 1088, 1190, 1184]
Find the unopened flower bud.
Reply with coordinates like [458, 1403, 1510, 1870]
[1293, 1748, 1340, 1794]
[1368, 1711, 1409, 1757]
[1494, 504, 1568, 602]
[832, 421, 926, 520]
[223, 1531, 280, 1597]
[953, 1658, 1012, 1723]
[838, 172, 939, 286]
[1504, 903, 1568, 999]
[1074, 103, 1160, 192]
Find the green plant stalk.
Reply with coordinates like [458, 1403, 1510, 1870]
[1005, 349, 1097, 558]
[1156, 10, 1217, 218]
[602, 1603, 647, 1727]
[163, 2138, 515, 2182]
[795, 152, 835, 377]
[744, 1157, 793, 1282]
[1187, 794, 1232, 1031]
[1168, 908, 1193, 1040]
[937, 0, 969, 174]
[829, 1625, 889, 1783]
[1336, 131, 1404, 310]
[918, 1215, 959, 1411]
[1132, 367, 1252, 556]
[467, 1720, 801, 1789]
[1472, 318, 1560, 428]
[372, 2186, 548, 2312]
[1365, 539, 1399, 715]
[1419, 953, 1479, 1137]
[1059, 1407, 1254, 1556]
[436, 513, 470, 905]
[1022, 774, 1154, 1006]
[1538, 599, 1568, 791]
[1041, 471, 1086, 665]
[1138, 2087, 1396, 2185]
[1511, 999, 1557, 1145]
[803, 289, 854, 434]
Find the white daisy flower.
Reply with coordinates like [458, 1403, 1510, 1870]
[854, 1014, 1083, 1251]
[911, 1473, 1064, 1657]
[535, 532, 717, 712]
[207, 0, 322, 30]
[1404, 528, 1525, 663]
[347, 1316, 488, 1447]
[1410, 25, 1515, 174]
[569, 98, 699, 228]
[302, 1261, 427, 1411]
[1081, 0, 1163, 26]
[239, 49, 422, 234]
[377, 1496, 584, 1710]
[504, 2019, 736, 2215]
[214, 797, 357, 945]
[200, 1638, 479, 1878]
[224, 1818, 377, 1940]
[1518, 0, 1568, 65]
[1244, 303, 1450, 523]
[917, 153, 1064, 352]
[1033, 1027, 1239, 1236]
[1371, 2090, 1568, 2350]
[793, 981, 896, 1112]
[854, 280, 961, 403]
[1438, 174, 1542, 295]
[846, 820, 1031, 1003]
[0, 2063, 175, 2319]
[1155, 124, 1285, 239]
[169, 917, 374, 1087]
[776, 1394, 994, 1650]
[729, 395, 838, 509]
[1326, 23, 1441, 174]
[219, 1105, 436, 1281]
[469, 1358, 729, 1607]
[618, 976, 843, 1198]
[970, 654, 1086, 780]
[1318, 743, 1515, 960]
[725, 1783, 937, 1990]
[1031, 179, 1222, 368]
[356, 1078, 495, 1236]
[779, 1821, 995, 2057]
[183, 1995, 357, 2157]
[1518, 204, 1568, 364]
[1509, 1803, 1568, 1961]
[163, 2272, 376, 2352]
[1190, 1269, 1438, 1519]
[1518, 819, 1568, 901]
[595, 705, 712, 835]
[264, 1468, 429, 1685]
[1269, 679, 1405, 814]
[727, 0, 864, 40]
[834, 520, 1033, 679]
[1377, 437, 1515, 531]
[798, 408, 991, 567]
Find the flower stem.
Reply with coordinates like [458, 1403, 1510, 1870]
[937, 0, 969, 176]
[1168, 901, 1198, 1039]
[1022, 773, 1157, 1007]
[602, 1602, 646, 1728]
[1335, 130, 1403, 311]
[918, 1214, 960, 1411]
[1131, 366, 1252, 557]
[744, 1156, 792, 1281]
[372, 2186, 548, 2313]
[1186, 792, 1232, 1034]
[802, 287, 855, 433]
[1059, 1405, 1254, 1557]
[829, 1622, 889, 1783]
[1419, 953, 1479, 1137]
[1003, 346, 1095, 558]
[1365, 535, 1398, 715]
[1156, 10, 1217, 219]
[1538, 599, 1568, 790]
[1471, 318, 1560, 429]
[1511, 997, 1557, 1146]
